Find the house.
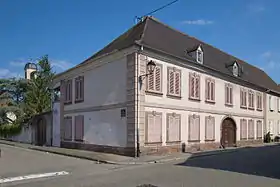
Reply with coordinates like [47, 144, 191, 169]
[265, 92, 280, 139]
[52, 16, 280, 156]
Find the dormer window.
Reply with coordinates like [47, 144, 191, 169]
[197, 50, 203, 64]
[233, 63, 238, 77]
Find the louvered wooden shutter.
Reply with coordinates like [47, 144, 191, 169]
[195, 76, 200, 98]
[75, 115, 84, 141]
[205, 79, 209, 100]
[155, 67, 161, 92]
[148, 70, 154, 91]
[167, 115, 180, 142]
[147, 113, 162, 143]
[169, 69, 174, 94]
[211, 81, 215, 101]
[248, 120, 254, 139]
[205, 117, 215, 140]
[175, 71, 180, 95]
[69, 80, 73, 102]
[81, 76, 84, 100]
[189, 73, 194, 98]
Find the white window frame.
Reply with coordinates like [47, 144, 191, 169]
[233, 63, 238, 77]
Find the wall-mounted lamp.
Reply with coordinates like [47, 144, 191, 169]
[138, 60, 156, 86]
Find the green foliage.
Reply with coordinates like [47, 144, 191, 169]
[0, 124, 22, 137]
[23, 55, 55, 119]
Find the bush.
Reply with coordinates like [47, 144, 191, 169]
[274, 136, 280, 142]
[264, 132, 271, 143]
[0, 124, 22, 137]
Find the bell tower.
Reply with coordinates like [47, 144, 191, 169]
[24, 63, 37, 80]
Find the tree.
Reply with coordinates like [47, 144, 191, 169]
[0, 79, 26, 136]
[23, 55, 55, 120]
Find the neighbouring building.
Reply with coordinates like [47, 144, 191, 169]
[52, 16, 280, 156]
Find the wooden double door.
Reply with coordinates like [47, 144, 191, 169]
[221, 118, 236, 147]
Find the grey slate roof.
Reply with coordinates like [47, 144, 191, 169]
[83, 16, 279, 93]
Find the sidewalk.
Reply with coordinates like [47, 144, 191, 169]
[0, 139, 277, 165]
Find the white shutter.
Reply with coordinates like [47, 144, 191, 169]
[278, 98, 280, 112]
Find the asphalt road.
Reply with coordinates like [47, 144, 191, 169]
[1, 144, 280, 187]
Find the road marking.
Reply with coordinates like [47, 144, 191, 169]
[0, 171, 69, 184]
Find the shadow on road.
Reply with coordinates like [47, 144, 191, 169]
[177, 144, 280, 180]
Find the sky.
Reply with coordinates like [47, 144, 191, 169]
[1, 0, 280, 82]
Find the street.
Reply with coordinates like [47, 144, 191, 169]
[1, 144, 280, 187]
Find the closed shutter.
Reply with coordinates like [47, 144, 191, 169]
[205, 79, 210, 100]
[211, 81, 215, 101]
[248, 120, 254, 139]
[64, 117, 72, 140]
[167, 114, 180, 142]
[195, 76, 200, 99]
[75, 115, 84, 141]
[241, 119, 247, 140]
[205, 117, 215, 140]
[148, 70, 154, 91]
[168, 69, 174, 94]
[225, 85, 228, 104]
[256, 121, 262, 138]
[189, 73, 195, 98]
[146, 112, 162, 143]
[189, 115, 200, 141]
[175, 71, 180, 96]
[69, 80, 72, 102]
[155, 67, 161, 92]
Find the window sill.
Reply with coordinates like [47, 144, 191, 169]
[74, 139, 84, 142]
[64, 101, 72, 105]
[248, 107, 255, 110]
[188, 140, 200, 143]
[166, 141, 181, 144]
[75, 99, 84, 104]
[205, 100, 215, 104]
[240, 138, 248, 141]
[257, 108, 263, 111]
[189, 97, 201, 102]
[63, 139, 73, 142]
[144, 142, 163, 146]
[166, 94, 181, 99]
[257, 137, 262, 140]
[205, 139, 215, 142]
[240, 106, 247, 109]
[225, 103, 233, 107]
[145, 90, 163, 97]
[248, 137, 255, 140]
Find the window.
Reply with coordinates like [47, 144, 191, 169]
[268, 120, 273, 134]
[248, 120, 255, 139]
[167, 67, 181, 97]
[256, 93, 263, 111]
[248, 90, 254, 109]
[225, 83, 233, 105]
[278, 98, 280, 112]
[205, 78, 215, 102]
[75, 76, 84, 102]
[233, 63, 238, 77]
[166, 113, 181, 142]
[145, 112, 162, 143]
[240, 88, 247, 108]
[64, 80, 72, 104]
[269, 96, 274, 111]
[120, 109, 126, 117]
[256, 120, 262, 139]
[63, 117, 72, 141]
[74, 115, 84, 142]
[147, 64, 162, 93]
[278, 120, 280, 135]
[188, 114, 200, 142]
[189, 72, 200, 100]
[205, 116, 215, 141]
[240, 119, 247, 140]
[197, 50, 203, 64]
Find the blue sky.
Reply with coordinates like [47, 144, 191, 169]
[1, 0, 280, 82]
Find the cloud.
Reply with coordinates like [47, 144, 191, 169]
[0, 68, 22, 78]
[9, 61, 26, 67]
[181, 19, 214, 25]
[247, 3, 265, 13]
[50, 60, 74, 71]
[261, 51, 272, 58]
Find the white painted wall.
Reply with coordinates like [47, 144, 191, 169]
[64, 57, 127, 111]
[145, 106, 263, 145]
[265, 94, 280, 137]
[143, 56, 264, 144]
[145, 56, 264, 119]
[65, 108, 127, 147]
